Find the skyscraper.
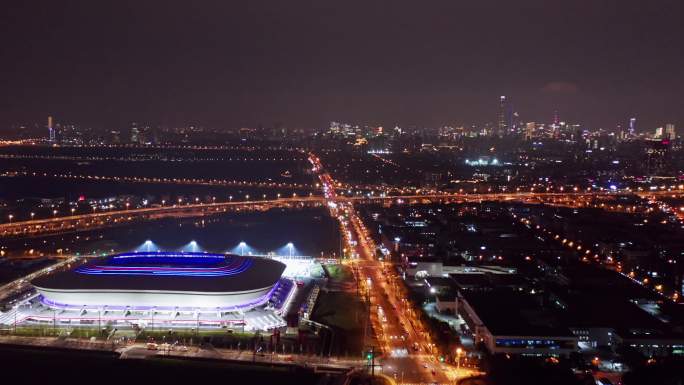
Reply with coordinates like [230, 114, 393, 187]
[47, 115, 55, 141]
[525, 122, 535, 140]
[655, 127, 664, 138]
[665, 123, 676, 140]
[129, 121, 139, 143]
[629, 118, 636, 136]
[498, 96, 507, 134]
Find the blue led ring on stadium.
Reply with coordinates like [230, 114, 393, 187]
[75, 252, 253, 277]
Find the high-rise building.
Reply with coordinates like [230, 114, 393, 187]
[498, 96, 507, 134]
[525, 122, 535, 140]
[47, 116, 55, 141]
[655, 126, 664, 138]
[329, 121, 340, 134]
[110, 130, 121, 143]
[629, 117, 636, 136]
[645, 139, 670, 175]
[665, 123, 676, 140]
[129, 122, 139, 143]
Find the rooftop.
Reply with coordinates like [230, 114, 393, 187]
[462, 290, 574, 338]
[32, 252, 286, 293]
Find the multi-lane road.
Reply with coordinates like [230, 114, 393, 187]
[311, 152, 479, 384]
[2, 188, 680, 239]
[0, 197, 324, 238]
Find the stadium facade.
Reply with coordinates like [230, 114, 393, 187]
[32, 252, 286, 311]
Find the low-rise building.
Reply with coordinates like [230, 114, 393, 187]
[458, 290, 578, 357]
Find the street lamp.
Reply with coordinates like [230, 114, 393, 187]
[8, 214, 13, 223]
[30, 212, 35, 220]
[455, 347, 463, 375]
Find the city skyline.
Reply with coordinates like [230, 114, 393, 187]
[0, 1, 682, 130]
[3, 107, 680, 135]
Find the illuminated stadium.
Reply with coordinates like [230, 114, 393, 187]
[6, 252, 303, 331]
[33, 252, 285, 311]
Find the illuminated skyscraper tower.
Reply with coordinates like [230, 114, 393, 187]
[47, 116, 55, 141]
[629, 117, 636, 136]
[497, 96, 507, 134]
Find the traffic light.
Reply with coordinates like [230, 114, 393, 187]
[365, 347, 377, 376]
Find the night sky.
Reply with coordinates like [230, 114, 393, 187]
[0, 1, 682, 131]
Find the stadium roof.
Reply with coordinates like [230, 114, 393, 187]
[32, 252, 285, 293]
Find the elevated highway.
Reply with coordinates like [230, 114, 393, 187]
[1, 190, 681, 239]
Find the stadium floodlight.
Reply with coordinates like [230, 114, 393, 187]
[239, 241, 247, 256]
[136, 239, 158, 253]
[287, 242, 294, 257]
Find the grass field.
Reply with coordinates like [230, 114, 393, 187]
[311, 290, 366, 357]
[325, 264, 354, 283]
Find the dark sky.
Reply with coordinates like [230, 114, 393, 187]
[0, 1, 682, 131]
